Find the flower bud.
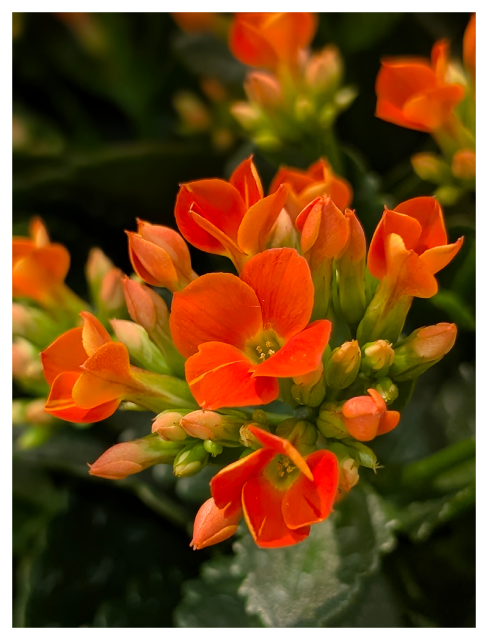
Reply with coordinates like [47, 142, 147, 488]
[275, 418, 317, 456]
[305, 45, 343, 94]
[411, 153, 451, 183]
[451, 149, 476, 181]
[123, 278, 185, 376]
[89, 433, 184, 480]
[325, 340, 361, 389]
[251, 409, 269, 427]
[316, 402, 350, 439]
[291, 363, 326, 407]
[374, 377, 399, 405]
[239, 422, 270, 448]
[267, 209, 299, 250]
[389, 323, 457, 381]
[12, 338, 48, 395]
[203, 440, 224, 457]
[361, 340, 395, 378]
[336, 210, 367, 326]
[230, 102, 263, 130]
[173, 91, 211, 132]
[325, 442, 359, 501]
[126, 220, 197, 292]
[244, 71, 283, 109]
[12, 303, 60, 347]
[342, 439, 379, 470]
[180, 410, 246, 446]
[152, 411, 188, 441]
[12, 398, 53, 425]
[86, 247, 113, 290]
[110, 319, 171, 375]
[342, 388, 400, 442]
[99, 267, 126, 313]
[173, 442, 209, 477]
[190, 498, 242, 550]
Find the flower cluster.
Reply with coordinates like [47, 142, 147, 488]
[21, 154, 463, 549]
[376, 15, 475, 205]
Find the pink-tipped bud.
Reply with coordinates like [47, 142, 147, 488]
[110, 319, 171, 375]
[173, 91, 212, 132]
[89, 434, 183, 480]
[12, 338, 44, 383]
[191, 498, 242, 550]
[152, 411, 188, 441]
[12, 303, 59, 346]
[390, 323, 457, 381]
[305, 45, 343, 93]
[244, 71, 284, 109]
[86, 247, 113, 286]
[451, 149, 476, 181]
[180, 410, 245, 445]
[100, 267, 125, 311]
[230, 102, 262, 130]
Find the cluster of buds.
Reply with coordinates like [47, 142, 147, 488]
[376, 15, 476, 205]
[227, 12, 356, 157]
[19, 153, 463, 550]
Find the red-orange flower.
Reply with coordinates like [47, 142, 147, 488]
[174, 156, 288, 269]
[269, 158, 353, 220]
[368, 196, 463, 299]
[210, 425, 339, 548]
[127, 220, 197, 291]
[13, 218, 71, 306]
[229, 12, 317, 72]
[42, 312, 147, 423]
[376, 40, 465, 132]
[170, 248, 331, 410]
[463, 14, 476, 80]
[342, 388, 400, 442]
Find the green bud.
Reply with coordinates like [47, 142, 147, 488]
[173, 442, 209, 477]
[291, 376, 326, 407]
[203, 440, 224, 457]
[111, 319, 172, 375]
[374, 377, 399, 405]
[128, 369, 198, 413]
[411, 152, 451, 184]
[325, 340, 361, 389]
[239, 422, 270, 448]
[252, 409, 269, 426]
[12, 303, 60, 348]
[316, 402, 349, 439]
[361, 340, 395, 378]
[342, 439, 379, 470]
[275, 418, 317, 455]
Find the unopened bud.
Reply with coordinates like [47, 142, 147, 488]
[231, 102, 262, 130]
[12, 303, 59, 347]
[325, 340, 361, 389]
[251, 409, 269, 426]
[305, 45, 343, 94]
[12, 338, 47, 394]
[86, 247, 113, 289]
[200, 77, 227, 103]
[89, 433, 184, 480]
[294, 96, 315, 122]
[374, 377, 399, 405]
[361, 340, 395, 378]
[275, 418, 317, 456]
[173, 442, 209, 477]
[100, 268, 126, 313]
[342, 388, 400, 442]
[173, 91, 211, 132]
[12, 398, 53, 425]
[203, 440, 224, 456]
[389, 323, 457, 381]
[451, 149, 476, 181]
[152, 411, 188, 441]
[111, 319, 171, 375]
[291, 365, 326, 407]
[190, 498, 241, 550]
[411, 152, 450, 183]
[342, 439, 379, 470]
[267, 209, 299, 249]
[324, 442, 359, 500]
[180, 410, 245, 446]
[336, 210, 367, 325]
[334, 86, 358, 112]
[239, 422, 270, 448]
[245, 71, 283, 109]
[317, 402, 349, 439]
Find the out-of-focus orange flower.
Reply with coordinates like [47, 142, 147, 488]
[229, 13, 317, 72]
[41, 312, 151, 423]
[172, 12, 226, 36]
[463, 14, 476, 80]
[451, 149, 476, 181]
[209, 425, 338, 548]
[12, 218, 71, 307]
[368, 196, 463, 299]
[191, 498, 242, 550]
[342, 388, 400, 442]
[269, 158, 353, 220]
[126, 220, 197, 291]
[174, 156, 288, 270]
[375, 40, 465, 132]
[170, 248, 331, 410]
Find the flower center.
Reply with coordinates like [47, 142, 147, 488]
[264, 454, 300, 490]
[245, 330, 282, 364]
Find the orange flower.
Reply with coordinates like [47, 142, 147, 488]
[463, 14, 475, 80]
[170, 248, 331, 410]
[269, 158, 353, 220]
[229, 12, 317, 72]
[172, 12, 224, 34]
[126, 220, 197, 291]
[13, 218, 71, 307]
[368, 196, 463, 299]
[209, 425, 339, 548]
[191, 498, 242, 550]
[174, 156, 288, 270]
[375, 40, 465, 132]
[342, 389, 400, 442]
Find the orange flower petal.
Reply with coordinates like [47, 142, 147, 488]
[41, 327, 87, 385]
[403, 84, 465, 131]
[175, 180, 246, 254]
[229, 15, 279, 69]
[29, 217, 50, 247]
[242, 476, 310, 548]
[229, 156, 263, 209]
[170, 273, 263, 358]
[185, 342, 279, 410]
[32, 244, 71, 283]
[127, 232, 179, 289]
[393, 197, 447, 252]
[377, 410, 401, 436]
[211, 448, 276, 516]
[248, 425, 313, 481]
[137, 221, 194, 280]
[253, 320, 331, 378]
[240, 248, 314, 340]
[189, 209, 247, 268]
[376, 60, 436, 110]
[419, 237, 464, 275]
[72, 342, 134, 408]
[282, 449, 339, 529]
[269, 166, 314, 196]
[385, 234, 438, 298]
[80, 311, 111, 357]
[237, 184, 288, 255]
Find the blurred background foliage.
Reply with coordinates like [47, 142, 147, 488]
[13, 12, 474, 627]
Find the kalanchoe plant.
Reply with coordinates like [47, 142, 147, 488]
[32, 155, 463, 550]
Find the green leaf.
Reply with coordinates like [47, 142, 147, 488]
[234, 484, 396, 627]
[175, 556, 263, 628]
